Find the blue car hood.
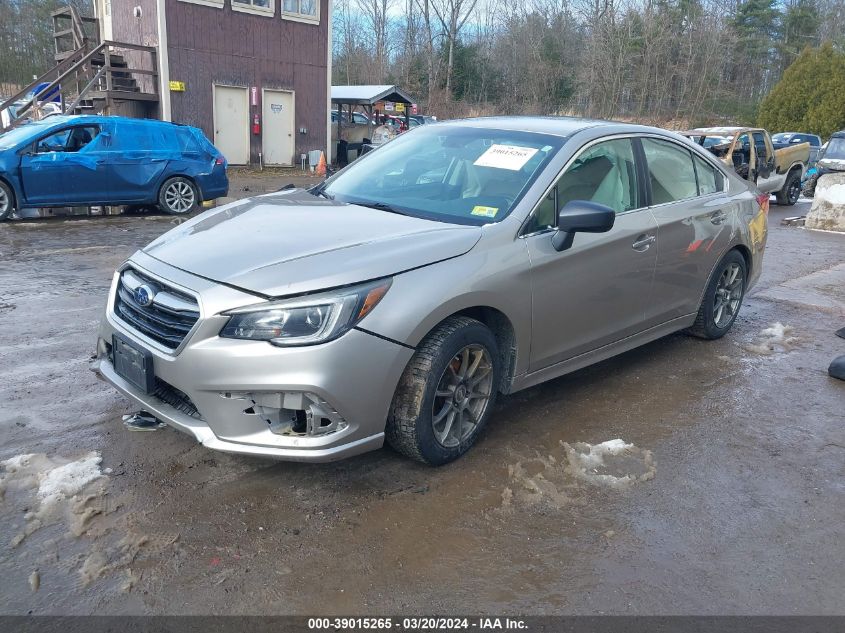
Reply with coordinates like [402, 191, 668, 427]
[142, 190, 482, 297]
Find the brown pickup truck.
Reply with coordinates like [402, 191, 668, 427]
[683, 127, 809, 205]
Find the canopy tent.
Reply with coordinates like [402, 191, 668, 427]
[331, 85, 415, 163]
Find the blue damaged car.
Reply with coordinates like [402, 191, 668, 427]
[0, 115, 228, 220]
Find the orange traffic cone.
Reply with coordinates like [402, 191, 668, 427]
[316, 151, 327, 177]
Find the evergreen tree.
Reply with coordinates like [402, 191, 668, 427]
[757, 43, 845, 138]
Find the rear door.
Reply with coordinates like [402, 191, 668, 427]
[101, 120, 173, 203]
[642, 137, 734, 324]
[525, 136, 659, 371]
[20, 124, 108, 205]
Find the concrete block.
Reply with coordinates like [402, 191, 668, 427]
[806, 172, 845, 232]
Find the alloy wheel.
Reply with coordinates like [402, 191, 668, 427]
[0, 187, 9, 216]
[788, 178, 801, 204]
[431, 344, 494, 448]
[713, 262, 744, 328]
[164, 180, 195, 214]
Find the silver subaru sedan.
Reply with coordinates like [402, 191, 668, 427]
[92, 117, 768, 465]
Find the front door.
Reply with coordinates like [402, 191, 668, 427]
[213, 85, 249, 165]
[262, 89, 294, 166]
[525, 137, 659, 372]
[20, 124, 109, 206]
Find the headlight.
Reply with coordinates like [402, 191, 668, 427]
[219, 279, 391, 346]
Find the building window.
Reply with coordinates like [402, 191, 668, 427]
[283, 0, 319, 23]
[177, 0, 224, 8]
[177, 0, 225, 8]
[232, 0, 275, 15]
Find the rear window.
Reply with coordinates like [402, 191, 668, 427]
[175, 128, 201, 153]
[641, 138, 698, 204]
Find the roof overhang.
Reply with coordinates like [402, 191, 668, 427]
[331, 85, 414, 106]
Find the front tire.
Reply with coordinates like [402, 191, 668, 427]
[687, 250, 747, 340]
[386, 316, 501, 465]
[158, 177, 199, 215]
[775, 170, 801, 206]
[0, 180, 16, 221]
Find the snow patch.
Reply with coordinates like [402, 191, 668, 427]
[501, 439, 656, 510]
[37, 452, 103, 505]
[744, 322, 799, 355]
[0, 451, 107, 546]
[819, 182, 845, 205]
[563, 439, 656, 489]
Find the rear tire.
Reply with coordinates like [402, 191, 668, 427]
[158, 177, 199, 215]
[687, 250, 747, 340]
[775, 170, 801, 206]
[386, 316, 501, 465]
[0, 180, 15, 221]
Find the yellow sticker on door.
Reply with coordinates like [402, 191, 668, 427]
[471, 205, 499, 218]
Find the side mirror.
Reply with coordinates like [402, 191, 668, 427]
[551, 200, 615, 252]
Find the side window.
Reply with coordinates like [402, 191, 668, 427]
[524, 138, 639, 234]
[36, 126, 99, 154]
[693, 154, 724, 195]
[36, 130, 70, 153]
[641, 138, 697, 204]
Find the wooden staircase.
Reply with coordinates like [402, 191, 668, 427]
[0, 6, 159, 132]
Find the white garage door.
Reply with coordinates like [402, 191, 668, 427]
[213, 85, 249, 165]
[262, 89, 294, 166]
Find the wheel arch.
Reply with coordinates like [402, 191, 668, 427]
[0, 174, 19, 210]
[694, 242, 753, 312]
[417, 306, 518, 396]
[731, 243, 752, 277]
[158, 174, 203, 203]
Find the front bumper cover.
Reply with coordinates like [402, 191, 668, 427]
[92, 253, 414, 462]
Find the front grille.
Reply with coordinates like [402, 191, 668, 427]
[154, 378, 202, 419]
[114, 268, 199, 350]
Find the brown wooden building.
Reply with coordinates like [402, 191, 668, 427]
[94, 0, 331, 165]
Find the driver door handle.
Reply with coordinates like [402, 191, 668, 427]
[632, 234, 656, 251]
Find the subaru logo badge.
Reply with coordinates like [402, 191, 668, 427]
[135, 284, 155, 307]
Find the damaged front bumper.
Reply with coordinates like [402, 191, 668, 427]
[91, 253, 414, 462]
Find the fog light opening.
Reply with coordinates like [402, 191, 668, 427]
[235, 391, 347, 437]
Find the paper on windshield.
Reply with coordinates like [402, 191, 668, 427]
[474, 144, 538, 171]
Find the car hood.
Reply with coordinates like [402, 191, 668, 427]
[142, 190, 483, 297]
[818, 157, 845, 171]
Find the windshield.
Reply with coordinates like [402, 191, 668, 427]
[0, 122, 48, 150]
[822, 137, 845, 161]
[321, 125, 563, 225]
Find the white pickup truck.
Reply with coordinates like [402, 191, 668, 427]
[683, 127, 810, 206]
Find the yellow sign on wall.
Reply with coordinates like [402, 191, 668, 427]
[169, 81, 186, 92]
[394, 102, 405, 112]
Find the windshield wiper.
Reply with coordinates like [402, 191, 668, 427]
[309, 183, 333, 199]
[353, 200, 408, 216]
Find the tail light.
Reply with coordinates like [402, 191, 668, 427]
[215, 156, 226, 166]
[756, 192, 769, 214]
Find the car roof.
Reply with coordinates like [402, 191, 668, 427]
[21, 114, 184, 130]
[831, 130, 845, 139]
[436, 115, 661, 138]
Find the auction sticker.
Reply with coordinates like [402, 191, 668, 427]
[474, 144, 538, 170]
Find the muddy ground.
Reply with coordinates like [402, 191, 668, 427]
[0, 195, 843, 615]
